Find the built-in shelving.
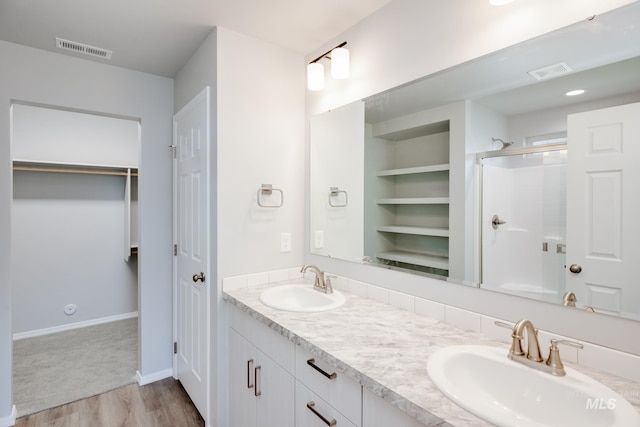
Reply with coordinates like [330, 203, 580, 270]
[376, 250, 449, 270]
[13, 160, 137, 176]
[377, 163, 450, 177]
[376, 225, 449, 237]
[377, 197, 449, 205]
[365, 114, 452, 277]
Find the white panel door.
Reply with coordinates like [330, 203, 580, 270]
[566, 102, 640, 316]
[174, 87, 210, 419]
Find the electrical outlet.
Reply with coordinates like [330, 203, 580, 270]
[280, 232, 291, 252]
[314, 230, 324, 249]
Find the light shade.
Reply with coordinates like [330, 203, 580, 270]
[331, 47, 350, 79]
[307, 62, 325, 91]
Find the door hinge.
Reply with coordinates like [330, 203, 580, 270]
[174, 342, 178, 354]
[169, 144, 176, 158]
[174, 244, 178, 256]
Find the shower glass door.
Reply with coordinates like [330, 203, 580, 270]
[480, 147, 567, 303]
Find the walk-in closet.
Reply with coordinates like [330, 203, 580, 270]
[10, 103, 140, 416]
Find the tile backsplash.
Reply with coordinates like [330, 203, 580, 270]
[223, 267, 640, 383]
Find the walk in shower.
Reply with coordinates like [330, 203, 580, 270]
[478, 143, 567, 304]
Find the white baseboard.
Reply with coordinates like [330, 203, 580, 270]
[135, 368, 173, 386]
[12, 312, 138, 340]
[0, 405, 16, 427]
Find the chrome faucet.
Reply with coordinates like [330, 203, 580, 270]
[496, 319, 583, 376]
[300, 264, 333, 294]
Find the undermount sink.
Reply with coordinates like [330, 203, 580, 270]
[427, 345, 640, 427]
[259, 284, 346, 312]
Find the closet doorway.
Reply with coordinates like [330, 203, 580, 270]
[10, 103, 141, 416]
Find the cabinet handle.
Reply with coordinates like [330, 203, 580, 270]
[247, 359, 254, 389]
[307, 358, 337, 380]
[306, 401, 337, 426]
[254, 365, 262, 397]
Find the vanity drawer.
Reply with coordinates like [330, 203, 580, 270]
[296, 380, 357, 427]
[295, 346, 361, 425]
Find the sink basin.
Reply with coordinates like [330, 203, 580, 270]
[259, 284, 345, 312]
[427, 345, 640, 427]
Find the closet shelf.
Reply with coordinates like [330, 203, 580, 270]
[377, 164, 450, 177]
[13, 160, 138, 177]
[377, 197, 449, 205]
[376, 225, 449, 237]
[377, 250, 449, 270]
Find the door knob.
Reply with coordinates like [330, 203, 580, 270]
[569, 264, 582, 274]
[192, 272, 206, 283]
[491, 214, 506, 230]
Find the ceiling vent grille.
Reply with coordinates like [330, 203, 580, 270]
[55, 37, 112, 60]
[527, 62, 572, 81]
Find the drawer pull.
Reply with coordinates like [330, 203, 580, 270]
[247, 359, 254, 389]
[306, 401, 337, 426]
[307, 358, 337, 380]
[254, 365, 262, 397]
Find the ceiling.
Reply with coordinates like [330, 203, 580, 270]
[0, 0, 392, 78]
[365, 2, 640, 123]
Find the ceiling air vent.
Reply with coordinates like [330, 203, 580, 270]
[55, 37, 112, 60]
[527, 62, 572, 81]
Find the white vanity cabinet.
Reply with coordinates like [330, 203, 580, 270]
[362, 389, 425, 427]
[295, 347, 362, 427]
[228, 307, 295, 427]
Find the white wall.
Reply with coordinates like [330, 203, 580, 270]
[10, 104, 139, 334]
[0, 40, 174, 423]
[12, 172, 138, 334]
[174, 27, 305, 427]
[12, 104, 139, 167]
[304, 0, 640, 358]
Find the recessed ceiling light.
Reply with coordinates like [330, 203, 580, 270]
[565, 89, 586, 96]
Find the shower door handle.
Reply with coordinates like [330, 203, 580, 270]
[491, 214, 506, 229]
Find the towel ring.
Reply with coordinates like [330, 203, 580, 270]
[257, 184, 284, 208]
[329, 187, 348, 207]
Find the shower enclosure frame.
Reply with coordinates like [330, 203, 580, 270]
[476, 142, 568, 299]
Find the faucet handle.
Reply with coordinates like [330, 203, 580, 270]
[545, 339, 583, 376]
[551, 339, 583, 350]
[494, 320, 513, 329]
[324, 275, 336, 293]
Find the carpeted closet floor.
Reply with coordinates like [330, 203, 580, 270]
[12, 317, 138, 417]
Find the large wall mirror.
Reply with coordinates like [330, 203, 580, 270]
[309, 2, 640, 321]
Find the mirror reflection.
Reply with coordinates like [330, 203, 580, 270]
[309, 2, 640, 320]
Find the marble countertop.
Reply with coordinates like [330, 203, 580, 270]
[223, 280, 640, 426]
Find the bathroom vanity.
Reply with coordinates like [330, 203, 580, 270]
[224, 278, 640, 426]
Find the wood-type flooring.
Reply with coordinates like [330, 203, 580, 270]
[14, 378, 204, 427]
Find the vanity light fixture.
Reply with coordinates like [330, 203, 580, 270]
[565, 89, 586, 96]
[307, 41, 349, 91]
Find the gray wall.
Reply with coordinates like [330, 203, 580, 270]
[0, 40, 173, 421]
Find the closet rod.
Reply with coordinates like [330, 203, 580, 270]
[13, 165, 132, 177]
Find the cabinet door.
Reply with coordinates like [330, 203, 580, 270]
[255, 348, 295, 427]
[229, 328, 257, 427]
[362, 389, 424, 427]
